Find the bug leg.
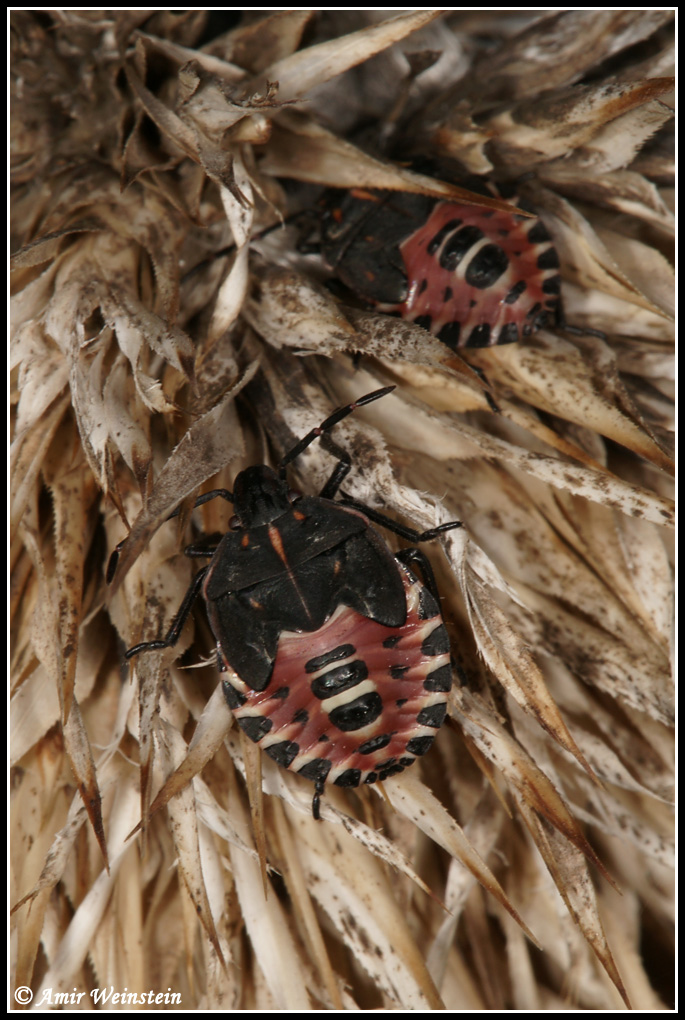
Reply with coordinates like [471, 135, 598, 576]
[279, 386, 396, 475]
[106, 538, 127, 584]
[558, 320, 608, 341]
[318, 434, 353, 499]
[337, 498, 462, 543]
[184, 535, 222, 558]
[554, 303, 607, 341]
[466, 363, 501, 414]
[180, 488, 235, 510]
[395, 548, 442, 605]
[312, 779, 325, 821]
[125, 565, 210, 660]
[106, 490, 234, 583]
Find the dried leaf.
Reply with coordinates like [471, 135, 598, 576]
[263, 113, 533, 214]
[11, 11, 673, 1010]
[204, 11, 313, 75]
[457, 692, 612, 876]
[250, 11, 443, 104]
[516, 800, 629, 1007]
[485, 79, 674, 172]
[453, 11, 674, 105]
[226, 776, 313, 1009]
[158, 719, 225, 965]
[285, 800, 445, 1008]
[380, 770, 538, 946]
[110, 359, 258, 586]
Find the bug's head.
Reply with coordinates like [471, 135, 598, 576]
[231, 465, 294, 528]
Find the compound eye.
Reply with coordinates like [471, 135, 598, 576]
[229, 515, 242, 530]
[288, 489, 302, 503]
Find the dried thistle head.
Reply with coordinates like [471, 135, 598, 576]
[11, 11, 674, 1010]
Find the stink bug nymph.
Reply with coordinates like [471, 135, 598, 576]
[316, 177, 562, 350]
[111, 387, 461, 818]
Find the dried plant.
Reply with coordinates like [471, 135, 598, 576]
[10, 11, 674, 1011]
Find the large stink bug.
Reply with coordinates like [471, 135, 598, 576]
[112, 387, 461, 818]
[317, 177, 562, 349]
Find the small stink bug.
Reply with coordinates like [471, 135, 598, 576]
[317, 177, 562, 349]
[112, 387, 461, 818]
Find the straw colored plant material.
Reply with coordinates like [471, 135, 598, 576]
[11, 10, 673, 1010]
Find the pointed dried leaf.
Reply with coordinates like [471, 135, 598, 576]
[109, 359, 257, 585]
[516, 799, 629, 1006]
[159, 719, 225, 964]
[226, 778, 313, 1009]
[486, 78, 674, 172]
[137, 683, 233, 824]
[250, 11, 442, 103]
[381, 770, 538, 946]
[285, 801, 445, 1008]
[459, 560, 597, 780]
[449, 11, 674, 105]
[470, 335, 673, 472]
[206, 11, 313, 75]
[31, 780, 141, 999]
[263, 113, 533, 214]
[454, 689, 614, 886]
[330, 368, 674, 526]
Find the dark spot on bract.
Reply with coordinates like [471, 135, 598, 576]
[390, 665, 408, 679]
[271, 686, 290, 700]
[414, 314, 432, 331]
[293, 707, 309, 725]
[443, 285, 453, 302]
[542, 274, 561, 296]
[383, 635, 401, 649]
[378, 763, 405, 780]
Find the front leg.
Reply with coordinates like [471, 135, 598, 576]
[125, 565, 210, 660]
[337, 497, 462, 543]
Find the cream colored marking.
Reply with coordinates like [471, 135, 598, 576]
[320, 678, 378, 715]
[306, 650, 358, 682]
[268, 521, 313, 624]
